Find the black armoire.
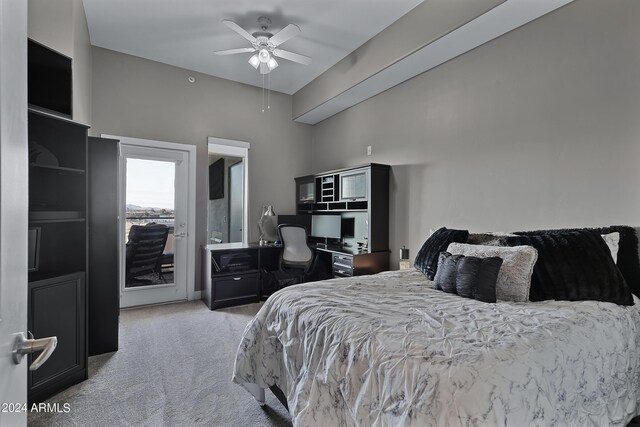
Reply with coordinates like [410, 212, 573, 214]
[27, 119, 120, 404]
[28, 109, 89, 404]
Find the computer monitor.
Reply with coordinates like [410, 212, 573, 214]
[311, 215, 341, 240]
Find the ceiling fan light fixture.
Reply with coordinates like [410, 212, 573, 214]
[248, 54, 260, 69]
[267, 57, 278, 71]
[258, 49, 270, 63]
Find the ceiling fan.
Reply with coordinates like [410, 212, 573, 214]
[214, 16, 312, 74]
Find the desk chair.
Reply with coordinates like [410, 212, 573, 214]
[125, 223, 169, 285]
[273, 224, 317, 289]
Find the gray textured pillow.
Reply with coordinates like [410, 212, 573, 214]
[447, 243, 538, 302]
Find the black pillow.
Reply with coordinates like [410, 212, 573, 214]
[415, 227, 469, 280]
[433, 252, 502, 303]
[432, 252, 459, 293]
[515, 226, 640, 298]
[505, 230, 634, 306]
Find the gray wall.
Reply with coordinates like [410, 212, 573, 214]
[91, 47, 313, 291]
[311, 0, 640, 268]
[28, 0, 92, 125]
[292, 0, 503, 119]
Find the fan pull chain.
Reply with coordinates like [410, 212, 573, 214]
[268, 72, 271, 110]
[261, 74, 264, 113]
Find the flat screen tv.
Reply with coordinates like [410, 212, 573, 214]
[209, 159, 224, 200]
[28, 39, 72, 118]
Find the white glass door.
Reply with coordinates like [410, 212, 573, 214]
[119, 145, 189, 307]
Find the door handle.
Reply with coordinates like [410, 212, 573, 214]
[12, 333, 57, 371]
[174, 232, 186, 239]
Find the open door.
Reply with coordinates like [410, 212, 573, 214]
[0, 1, 29, 423]
[228, 161, 244, 243]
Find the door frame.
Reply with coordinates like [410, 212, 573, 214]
[104, 134, 197, 304]
[208, 137, 250, 244]
[227, 160, 244, 243]
[0, 0, 28, 422]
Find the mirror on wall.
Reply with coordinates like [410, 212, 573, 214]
[207, 139, 248, 244]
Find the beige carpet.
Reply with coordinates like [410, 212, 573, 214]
[28, 301, 291, 427]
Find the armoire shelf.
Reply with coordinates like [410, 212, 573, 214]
[29, 210, 85, 223]
[29, 163, 86, 174]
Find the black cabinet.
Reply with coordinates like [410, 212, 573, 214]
[202, 245, 261, 310]
[88, 136, 120, 356]
[209, 272, 260, 309]
[28, 272, 87, 405]
[28, 108, 89, 403]
[296, 176, 315, 205]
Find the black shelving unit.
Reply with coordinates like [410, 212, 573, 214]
[295, 163, 390, 253]
[27, 108, 89, 404]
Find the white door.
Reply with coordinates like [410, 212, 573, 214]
[0, 0, 29, 423]
[119, 142, 193, 307]
[228, 162, 244, 243]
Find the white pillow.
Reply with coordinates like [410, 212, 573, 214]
[447, 243, 538, 302]
[601, 232, 620, 264]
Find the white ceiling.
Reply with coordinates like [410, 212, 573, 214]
[82, 0, 423, 95]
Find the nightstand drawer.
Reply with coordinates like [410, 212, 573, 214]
[212, 273, 259, 304]
[333, 266, 353, 277]
[333, 253, 353, 268]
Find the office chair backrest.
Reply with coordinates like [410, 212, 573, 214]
[278, 224, 313, 269]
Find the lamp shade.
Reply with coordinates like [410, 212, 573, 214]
[248, 54, 260, 69]
[258, 205, 277, 243]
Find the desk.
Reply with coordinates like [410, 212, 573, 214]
[201, 243, 389, 309]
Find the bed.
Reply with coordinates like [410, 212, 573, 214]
[232, 268, 640, 426]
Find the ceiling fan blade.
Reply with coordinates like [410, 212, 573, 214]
[214, 47, 256, 56]
[273, 49, 311, 66]
[222, 19, 256, 43]
[259, 62, 269, 74]
[269, 24, 301, 46]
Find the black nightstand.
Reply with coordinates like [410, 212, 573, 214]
[202, 244, 261, 310]
[208, 270, 260, 310]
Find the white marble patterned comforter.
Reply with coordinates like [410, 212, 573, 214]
[232, 269, 640, 426]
